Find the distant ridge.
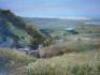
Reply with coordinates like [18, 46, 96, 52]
[22, 17, 100, 29]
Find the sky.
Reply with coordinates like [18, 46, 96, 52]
[0, 0, 100, 19]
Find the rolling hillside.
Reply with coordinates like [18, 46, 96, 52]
[0, 9, 50, 48]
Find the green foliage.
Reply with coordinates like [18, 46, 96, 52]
[0, 9, 51, 48]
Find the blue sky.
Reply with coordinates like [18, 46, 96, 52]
[0, 0, 100, 18]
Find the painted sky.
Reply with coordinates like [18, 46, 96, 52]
[0, 0, 100, 18]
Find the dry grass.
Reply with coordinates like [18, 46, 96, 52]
[39, 37, 100, 58]
[0, 48, 36, 64]
[0, 48, 37, 75]
[27, 50, 100, 75]
[0, 36, 100, 75]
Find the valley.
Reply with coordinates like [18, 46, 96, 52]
[0, 9, 100, 75]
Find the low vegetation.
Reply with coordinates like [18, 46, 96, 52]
[27, 50, 100, 75]
[39, 37, 100, 58]
[0, 48, 37, 75]
[0, 48, 36, 64]
[0, 35, 100, 75]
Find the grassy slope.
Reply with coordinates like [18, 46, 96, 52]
[0, 9, 50, 47]
[0, 49, 100, 75]
[27, 37, 100, 75]
[0, 48, 37, 75]
[0, 39, 100, 75]
[27, 50, 100, 75]
[0, 48, 36, 64]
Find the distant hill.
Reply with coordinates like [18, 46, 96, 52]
[22, 17, 85, 30]
[0, 9, 49, 48]
[22, 17, 100, 30]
